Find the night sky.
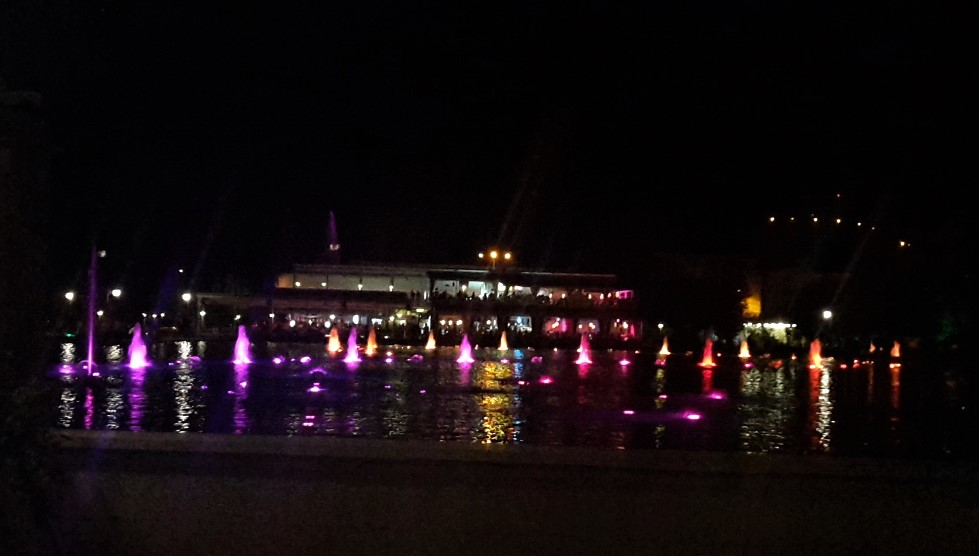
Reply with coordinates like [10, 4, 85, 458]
[3, 2, 975, 308]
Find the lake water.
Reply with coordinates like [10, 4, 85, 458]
[46, 338, 977, 461]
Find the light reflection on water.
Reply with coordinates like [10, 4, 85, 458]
[45, 343, 978, 460]
[173, 363, 196, 433]
[103, 387, 124, 430]
[57, 387, 78, 428]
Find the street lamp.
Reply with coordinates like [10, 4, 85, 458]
[478, 248, 513, 270]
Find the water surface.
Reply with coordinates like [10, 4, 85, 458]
[47, 340, 977, 461]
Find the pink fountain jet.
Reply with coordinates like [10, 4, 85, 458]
[457, 334, 475, 363]
[575, 334, 592, 365]
[128, 322, 149, 369]
[233, 324, 252, 364]
[343, 328, 361, 363]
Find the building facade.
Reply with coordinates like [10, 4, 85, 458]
[194, 262, 643, 349]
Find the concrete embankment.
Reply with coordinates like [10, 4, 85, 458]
[39, 430, 979, 555]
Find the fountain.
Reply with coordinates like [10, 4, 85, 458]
[698, 338, 716, 367]
[575, 334, 592, 365]
[498, 330, 508, 351]
[83, 243, 100, 375]
[890, 340, 901, 358]
[233, 324, 252, 364]
[128, 322, 149, 369]
[738, 339, 751, 359]
[425, 330, 437, 350]
[457, 334, 475, 363]
[365, 327, 378, 357]
[343, 328, 361, 363]
[327, 327, 342, 354]
[869, 341, 876, 354]
[658, 337, 671, 356]
[809, 338, 823, 368]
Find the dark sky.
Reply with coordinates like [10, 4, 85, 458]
[3, 2, 975, 303]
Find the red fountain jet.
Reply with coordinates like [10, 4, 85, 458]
[699, 338, 716, 368]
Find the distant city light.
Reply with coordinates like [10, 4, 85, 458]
[822, 310, 833, 320]
[743, 322, 796, 329]
[181, 292, 192, 302]
[769, 216, 775, 222]
[110, 288, 122, 298]
[64, 291, 75, 301]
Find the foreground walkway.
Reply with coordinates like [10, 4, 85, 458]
[33, 431, 979, 555]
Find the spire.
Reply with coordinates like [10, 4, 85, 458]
[327, 211, 340, 264]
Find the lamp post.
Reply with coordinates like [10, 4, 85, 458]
[477, 249, 513, 271]
[64, 291, 77, 336]
[105, 288, 121, 327]
[180, 292, 192, 336]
